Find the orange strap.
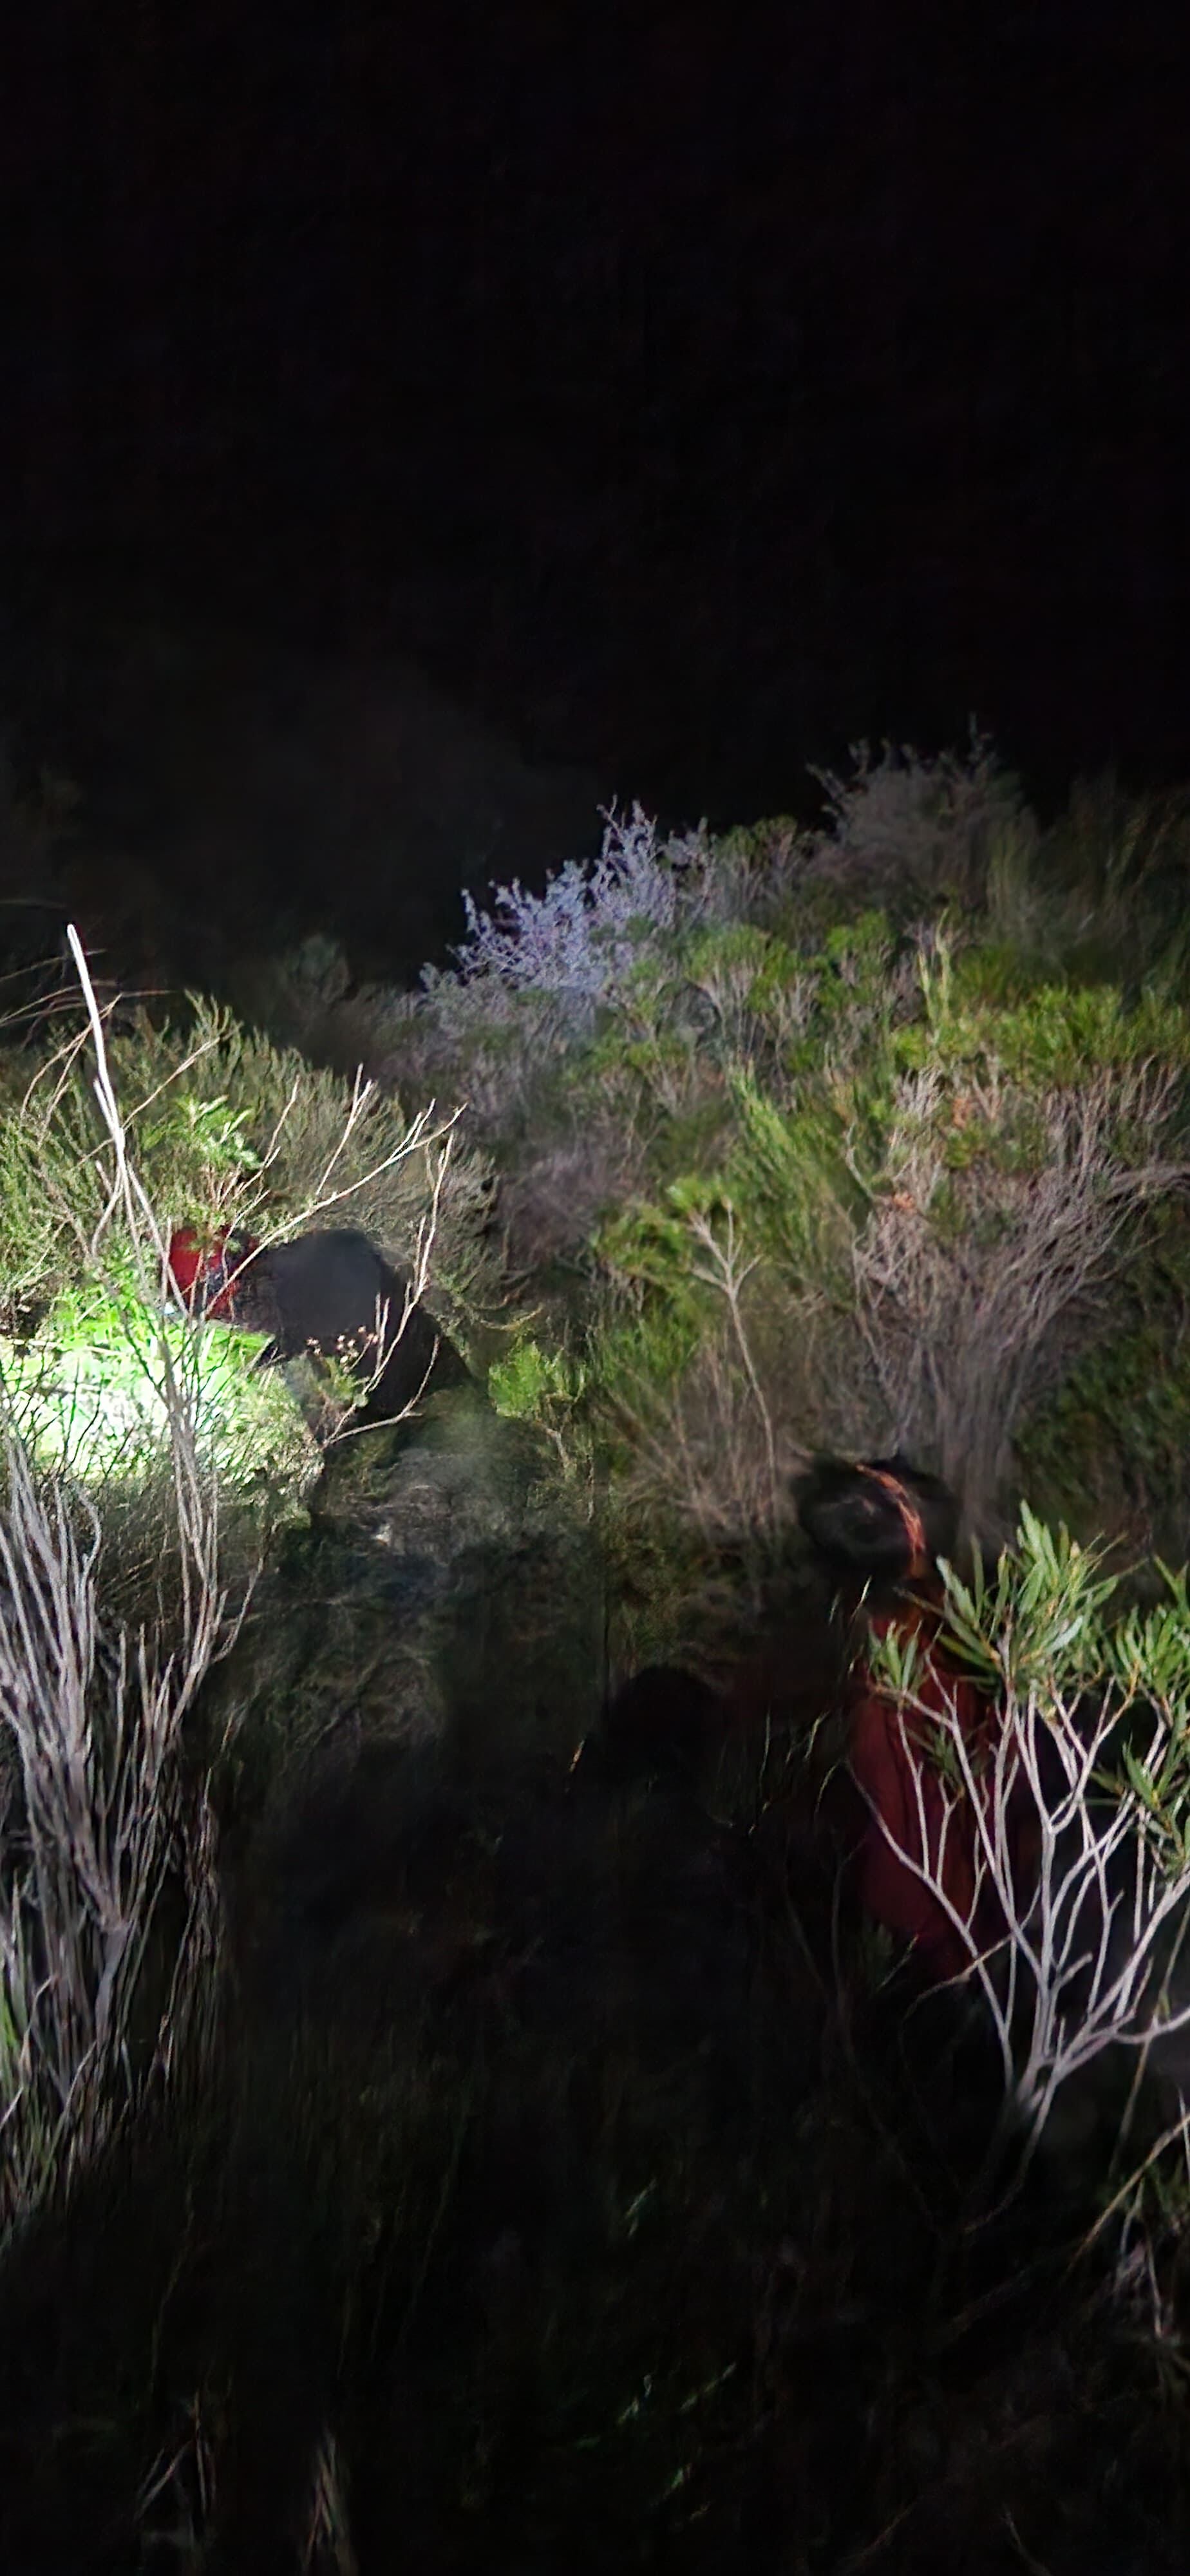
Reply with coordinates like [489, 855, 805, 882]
[857, 1464, 931, 1579]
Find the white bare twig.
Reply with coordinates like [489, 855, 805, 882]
[0, 931, 244, 2233]
[862, 1577, 1190, 2183]
[683, 1199, 780, 1531]
[848, 1054, 1190, 1533]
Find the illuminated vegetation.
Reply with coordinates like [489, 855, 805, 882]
[5, 754, 1190, 2564]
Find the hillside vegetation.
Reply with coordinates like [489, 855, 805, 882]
[4, 741, 1190, 2570]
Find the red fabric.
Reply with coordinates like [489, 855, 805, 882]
[167, 1226, 258, 1323]
[847, 1589, 1006, 1983]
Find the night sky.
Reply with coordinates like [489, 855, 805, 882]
[5, 1, 1190, 952]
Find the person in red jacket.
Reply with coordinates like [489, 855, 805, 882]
[165, 1223, 252, 1325]
[165, 1221, 470, 1423]
[796, 1456, 1012, 1985]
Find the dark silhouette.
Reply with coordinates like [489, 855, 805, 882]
[576, 1663, 727, 1792]
[794, 1451, 961, 1588]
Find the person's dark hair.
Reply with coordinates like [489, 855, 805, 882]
[794, 1453, 960, 1584]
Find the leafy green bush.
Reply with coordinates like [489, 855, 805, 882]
[576, 909, 1190, 1548]
[868, 1504, 1190, 2177]
[0, 1276, 310, 1497]
[155, 745, 1190, 1580]
[0, 994, 502, 1343]
[0, 974, 516, 1626]
[1014, 1197, 1190, 1571]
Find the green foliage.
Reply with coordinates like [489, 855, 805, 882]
[112, 996, 476, 1269]
[681, 922, 789, 1061]
[684, 922, 775, 986]
[583, 1296, 707, 1463]
[554, 879, 1190, 1545]
[873, 1504, 1190, 1864]
[138, 1088, 264, 1181]
[605, 905, 1171, 1271]
[0, 985, 515, 1625]
[1014, 1201, 1190, 1562]
[57, 746, 1179, 1573]
[945, 940, 1058, 1009]
[488, 1334, 586, 1420]
[1030, 774, 1190, 992]
[722, 1077, 856, 1288]
[598, 1182, 730, 1316]
[377, 748, 1190, 1150]
[0, 994, 502, 1332]
[710, 815, 802, 875]
[913, 967, 1190, 1090]
[487, 1335, 594, 1478]
[1020, 1320, 1175, 1511]
[927, 1503, 1123, 1699]
[820, 905, 897, 998]
[0, 1277, 314, 1518]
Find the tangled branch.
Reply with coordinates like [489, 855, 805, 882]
[862, 1536, 1190, 2183]
[849, 1057, 1190, 1534]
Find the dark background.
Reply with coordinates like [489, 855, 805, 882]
[4, 1, 1190, 974]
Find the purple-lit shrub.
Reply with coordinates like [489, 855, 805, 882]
[441, 802, 714, 1007]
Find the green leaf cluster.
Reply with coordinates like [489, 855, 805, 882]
[0, 995, 499, 1328]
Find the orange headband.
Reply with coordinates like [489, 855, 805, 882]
[858, 1464, 931, 1580]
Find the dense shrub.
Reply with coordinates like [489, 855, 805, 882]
[296, 743, 1189, 1587]
[583, 922, 1189, 1553]
[5, 757, 1190, 2566]
[0, 993, 498, 1332]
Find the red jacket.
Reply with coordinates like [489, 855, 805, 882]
[167, 1225, 258, 1323]
[846, 1584, 1008, 1984]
